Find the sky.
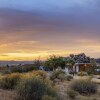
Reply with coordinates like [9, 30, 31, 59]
[0, 0, 100, 60]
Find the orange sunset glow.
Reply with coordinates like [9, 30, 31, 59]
[0, 0, 100, 61]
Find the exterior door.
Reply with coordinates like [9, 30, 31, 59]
[76, 66, 79, 72]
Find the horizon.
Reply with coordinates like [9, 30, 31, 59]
[0, 53, 99, 61]
[0, 0, 100, 60]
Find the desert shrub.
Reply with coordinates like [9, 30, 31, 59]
[66, 75, 73, 81]
[70, 79, 97, 95]
[16, 77, 57, 100]
[10, 66, 23, 73]
[77, 71, 88, 76]
[23, 66, 37, 72]
[66, 89, 77, 99]
[34, 59, 43, 69]
[1, 70, 11, 75]
[0, 73, 21, 89]
[32, 70, 47, 79]
[42, 95, 57, 100]
[50, 70, 66, 81]
[44, 78, 54, 87]
[22, 64, 38, 72]
[86, 66, 98, 75]
[20, 71, 47, 81]
[5, 65, 38, 74]
[57, 74, 66, 81]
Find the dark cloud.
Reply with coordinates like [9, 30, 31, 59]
[0, 7, 100, 44]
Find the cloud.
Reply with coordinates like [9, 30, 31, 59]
[0, 0, 97, 12]
[0, 0, 100, 60]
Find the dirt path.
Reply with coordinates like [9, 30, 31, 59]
[55, 81, 71, 100]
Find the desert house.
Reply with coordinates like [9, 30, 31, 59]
[73, 63, 92, 73]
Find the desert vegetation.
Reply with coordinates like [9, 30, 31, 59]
[0, 71, 58, 100]
[0, 70, 99, 100]
[0, 54, 100, 100]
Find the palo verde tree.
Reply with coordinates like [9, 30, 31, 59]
[44, 55, 66, 71]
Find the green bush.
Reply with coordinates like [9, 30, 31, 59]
[66, 89, 77, 99]
[70, 79, 97, 95]
[22, 65, 38, 72]
[0, 65, 38, 74]
[77, 72, 88, 76]
[16, 77, 57, 100]
[0, 73, 21, 89]
[50, 70, 66, 81]
[66, 75, 73, 81]
[10, 65, 37, 73]
[10, 66, 23, 73]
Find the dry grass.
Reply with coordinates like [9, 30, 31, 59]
[0, 81, 100, 100]
[0, 80, 100, 100]
[55, 80, 100, 100]
[0, 89, 17, 100]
